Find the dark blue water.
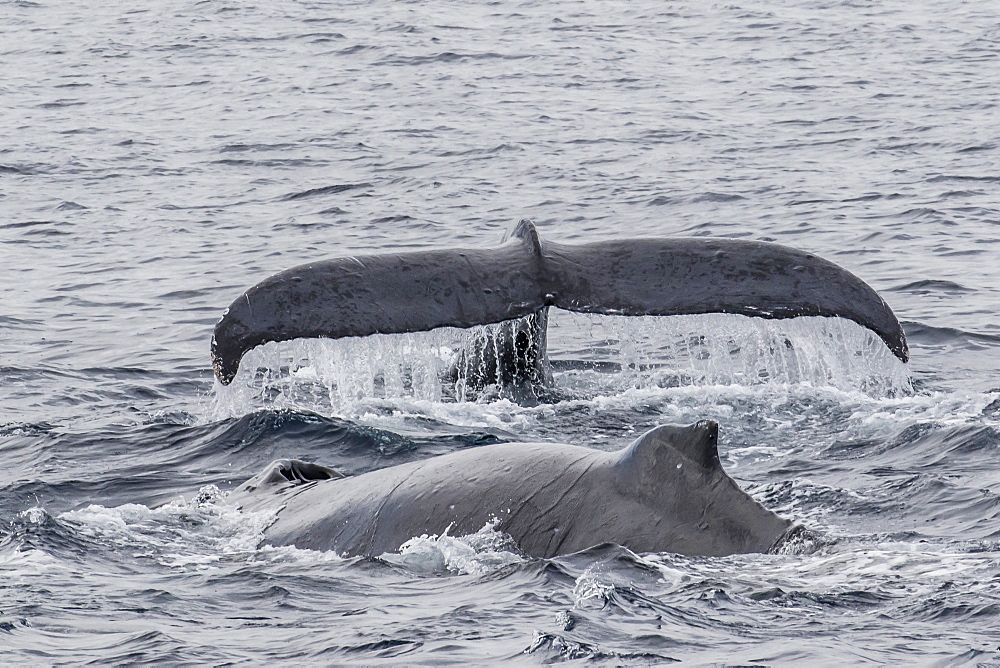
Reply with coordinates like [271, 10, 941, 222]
[2, 1, 999, 663]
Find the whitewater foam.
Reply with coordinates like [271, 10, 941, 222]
[380, 520, 526, 576]
[59, 485, 277, 571]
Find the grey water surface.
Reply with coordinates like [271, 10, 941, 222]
[2, 0, 999, 663]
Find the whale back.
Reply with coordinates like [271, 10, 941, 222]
[231, 426, 790, 558]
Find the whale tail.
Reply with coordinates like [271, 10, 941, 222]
[211, 220, 908, 386]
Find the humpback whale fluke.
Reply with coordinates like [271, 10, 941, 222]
[212, 220, 908, 385]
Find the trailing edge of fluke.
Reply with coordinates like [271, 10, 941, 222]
[211, 219, 908, 385]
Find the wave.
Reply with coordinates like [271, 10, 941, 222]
[903, 321, 1000, 348]
[279, 182, 371, 201]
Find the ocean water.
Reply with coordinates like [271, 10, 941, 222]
[2, 0, 999, 663]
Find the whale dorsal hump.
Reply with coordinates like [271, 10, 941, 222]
[616, 422, 722, 482]
[239, 458, 344, 494]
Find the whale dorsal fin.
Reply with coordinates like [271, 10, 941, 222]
[615, 422, 722, 482]
[502, 218, 543, 254]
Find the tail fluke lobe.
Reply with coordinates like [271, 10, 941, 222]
[211, 224, 547, 384]
[541, 236, 908, 363]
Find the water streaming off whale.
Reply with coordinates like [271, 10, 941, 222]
[212, 313, 911, 419]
